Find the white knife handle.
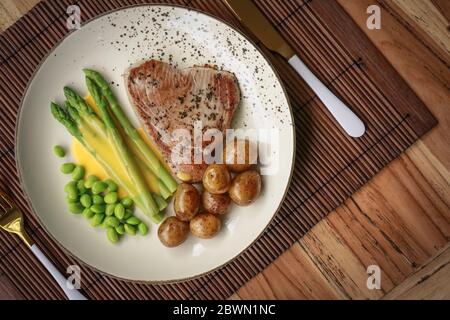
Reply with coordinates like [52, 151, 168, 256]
[30, 244, 87, 300]
[288, 55, 365, 137]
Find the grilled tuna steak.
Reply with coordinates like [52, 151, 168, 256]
[125, 59, 241, 182]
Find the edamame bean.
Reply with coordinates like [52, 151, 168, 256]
[138, 222, 148, 236]
[123, 208, 133, 220]
[91, 204, 106, 214]
[60, 163, 75, 174]
[121, 197, 133, 208]
[104, 192, 118, 204]
[53, 145, 65, 158]
[82, 208, 95, 219]
[105, 179, 118, 192]
[115, 224, 125, 235]
[90, 213, 105, 227]
[77, 180, 87, 194]
[67, 188, 78, 200]
[100, 219, 109, 229]
[126, 216, 141, 226]
[64, 181, 77, 193]
[105, 216, 120, 228]
[84, 175, 99, 189]
[92, 181, 107, 194]
[105, 204, 116, 216]
[68, 202, 83, 214]
[93, 194, 104, 205]
[72, 165, 85, 180]
[65, 196, 78, 204]
[124, 224, 136, 236]
[107, 227, 119, 243]
[80, 194, 92, 208]
[114, 203, 125, 219]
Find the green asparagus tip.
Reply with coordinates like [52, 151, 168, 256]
[50, 102, 62, 118]
[50, 102, 82, 139]
[63, 86, 73, 95]
[64, 100, 72, 109]
[63, 86, 78, 103]
[83, 68, 109, 89]
[83, 68, 96, 79]
[85, 76, 100, 101]
[66, 102, 81, 122]
[64, 86, 96, 116]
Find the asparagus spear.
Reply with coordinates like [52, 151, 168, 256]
[153, 193, 168, 211]
[83, 69, 178, 194]
[64, 86, 107, 139]
[51, 102, 82, 140]
[86, 77, 162, 223]
[52, 102, 165, 222]
[51, 102, 136, 198]
[65, 86, 172, 199]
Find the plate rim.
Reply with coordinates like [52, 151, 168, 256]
[15, 3, 296, 284]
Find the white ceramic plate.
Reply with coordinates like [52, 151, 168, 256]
[16, 4, 294, 282]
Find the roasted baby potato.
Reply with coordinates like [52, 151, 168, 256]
[174, 183, 200, 221]
[202, 164, 231, 194]
[190, 212, 222, 239]
[202, 190, 231, 215]
[229, 170, 261, 206]
[158, 217, 190, 247]
[223, 139, 257, 173]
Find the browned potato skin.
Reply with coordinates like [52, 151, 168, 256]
[158, 217, 190, 248]
[202, 190, 231, 215]
[223, 139, 257, 173]
[174, 183, 200, 221]
[190, 212, 222, 239]
[229, 170, 262, 206]
[202, 164, 231, 194]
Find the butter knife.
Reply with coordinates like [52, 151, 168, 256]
[223, 0, 366, 137]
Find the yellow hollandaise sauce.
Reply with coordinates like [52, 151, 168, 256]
[71, 95, 168, 198]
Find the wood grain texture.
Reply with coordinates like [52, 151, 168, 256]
[342, 0, 450, 168]
[237, 0, 450, 300]
[0, 0, 40, 32]
[383, 244, 450, 299]
[238, 243, 344, 299]
[431, 0, 450, 22]
[0, 272, 24, 300]
[0, 0, 448, 300]
[383, 0, 450, 64]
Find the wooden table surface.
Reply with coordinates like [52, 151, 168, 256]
[0, 0, 449, 300]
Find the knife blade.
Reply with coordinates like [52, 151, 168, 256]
[223, 0, 295, 60]
[223, 0, 366, 138]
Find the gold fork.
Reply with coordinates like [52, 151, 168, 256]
[0, 190, 86, 300]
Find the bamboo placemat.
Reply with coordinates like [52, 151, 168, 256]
[0, 0, 437, 299]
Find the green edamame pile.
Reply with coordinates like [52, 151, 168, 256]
[61, 164, 149, 243]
